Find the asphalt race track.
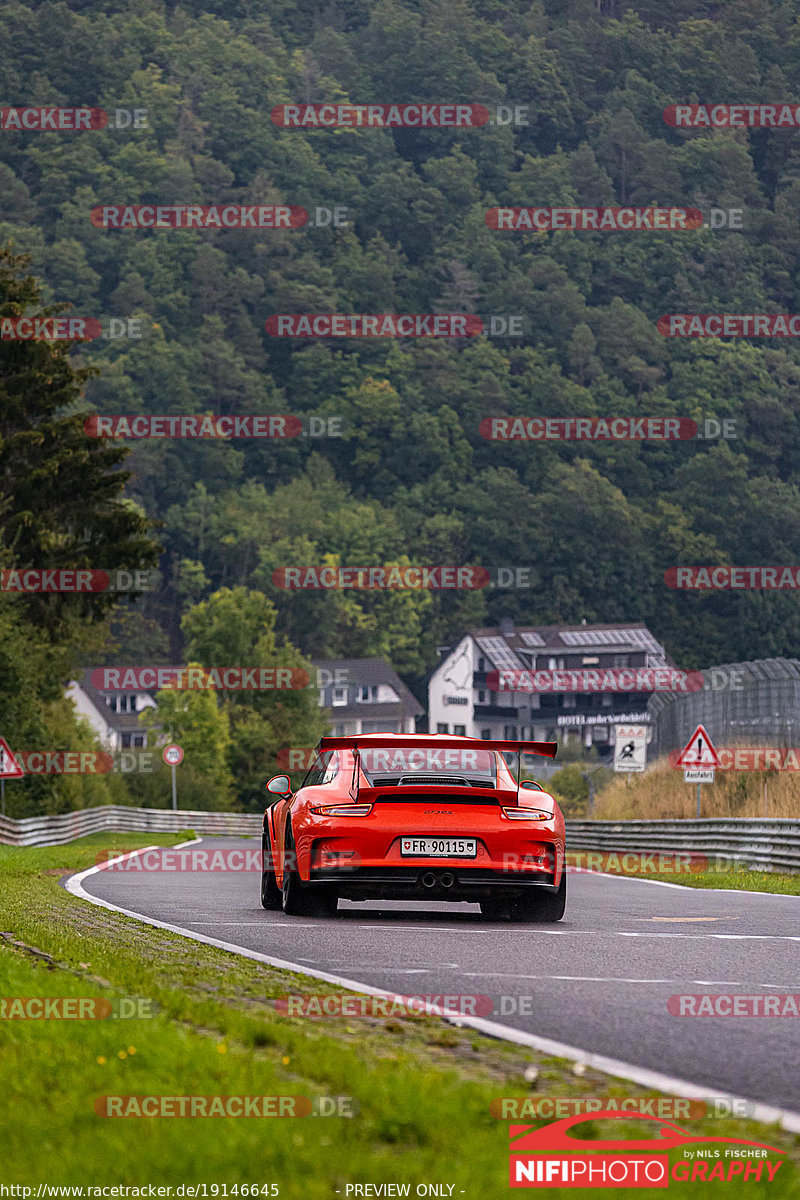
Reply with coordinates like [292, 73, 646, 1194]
[72, 836, 800, 1119]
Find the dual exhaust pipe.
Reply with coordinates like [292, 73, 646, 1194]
[421, 870, 455, 889]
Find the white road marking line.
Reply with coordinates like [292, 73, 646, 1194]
[352, 926, 800, 941]
[639, 916, 732, 922]
[356, 925, 491, 931]
[549, 976, 673, 984]
[336, 966, 432, 974]
[455, 973, 800, 988]
[615, 931, 800, 941]
[458, 973, 666, 982]
[64, 839, 800, 1135]
[188, 922, 315, 927]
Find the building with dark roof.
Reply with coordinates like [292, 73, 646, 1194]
[67, 670, 156, 750]
[67, 658, 424, 749]
[428, 620, 669, 755]
[312, 658, 423, 735]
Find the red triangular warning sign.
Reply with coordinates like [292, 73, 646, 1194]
[676, 724, 719, 769]
[0, 737, 24, 778]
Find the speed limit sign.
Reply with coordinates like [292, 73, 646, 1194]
[162, 743, 184, 767]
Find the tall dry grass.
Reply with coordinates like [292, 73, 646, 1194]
[593, 758, 800, 820]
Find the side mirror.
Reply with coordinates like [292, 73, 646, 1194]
[520, 780, 544, 792]
[266, 775, 292, 797]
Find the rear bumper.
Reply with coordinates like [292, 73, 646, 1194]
[307, 864, 559, 901]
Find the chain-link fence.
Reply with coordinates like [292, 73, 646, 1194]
[648, 658, 800, 759]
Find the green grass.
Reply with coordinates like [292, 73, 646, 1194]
[1, 834, 799, 1196]
[652, 867, 800, 894]
[567, 852, 800, 894]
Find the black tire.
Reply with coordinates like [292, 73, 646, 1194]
[479, 897, 513, 920]
[509, 874, 567, 923]
[281, 823, 338, 917]
[260, 828, 282, 910]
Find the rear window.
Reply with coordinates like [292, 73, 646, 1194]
[359, 746, 496, 786]
[301, 750, 339, 787]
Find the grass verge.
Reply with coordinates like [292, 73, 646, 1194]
[0, 834, 798, 1196]
[567, 852, 800, 895]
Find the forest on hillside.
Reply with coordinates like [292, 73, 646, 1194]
[6, 0, 800, 809]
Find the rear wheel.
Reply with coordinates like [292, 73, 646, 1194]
[281, 823, 338, 917]
[510, 874, 567, 923]
[260, 828, 282, 910]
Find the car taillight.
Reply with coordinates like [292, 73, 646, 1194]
[502, 806, 551, 820]
[310, 803, 373, 816]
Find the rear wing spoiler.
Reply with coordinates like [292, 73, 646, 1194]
[318, 735, 557, 757]
[315, 735, 558, 802]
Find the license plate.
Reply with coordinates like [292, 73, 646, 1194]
[400, 837, 477, 858]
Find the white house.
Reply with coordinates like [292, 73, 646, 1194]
[428, 620, 667, 757]
[313, 658, 423, 735]
[67, 671, 156, 750]
[67, 656, 424, 748]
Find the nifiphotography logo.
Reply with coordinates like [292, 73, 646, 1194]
[508, 1111, 784, 1187]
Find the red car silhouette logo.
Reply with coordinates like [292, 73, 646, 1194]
[510, 1110, 783, 1154]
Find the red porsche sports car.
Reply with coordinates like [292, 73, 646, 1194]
[261, 733, 565, 921]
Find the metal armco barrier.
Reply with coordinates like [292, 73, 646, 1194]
[566, 818, 800, 874]
[2, 808, 799, 869]
[0, 805, 262, 847]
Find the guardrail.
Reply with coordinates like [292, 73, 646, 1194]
[566, 818, 800, 873]
[2, 808, 799, 870]
[0, 806, 263, 847]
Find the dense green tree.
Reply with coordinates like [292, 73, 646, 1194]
[181, 588, 327, 808]
[4, 0, 800, 769]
